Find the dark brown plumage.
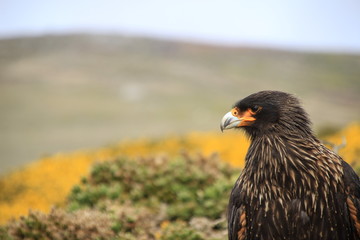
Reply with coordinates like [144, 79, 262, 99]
[220, 91, 360, 240]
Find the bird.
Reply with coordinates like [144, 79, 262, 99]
[220, 90, 360, 240]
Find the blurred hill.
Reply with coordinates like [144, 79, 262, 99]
[0, 34, 359, 173]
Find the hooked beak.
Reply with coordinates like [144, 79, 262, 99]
[220, 108, 257, 132]
[220, 111, 241, 132]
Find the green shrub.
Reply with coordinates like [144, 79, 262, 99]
[68, 154, 239, 221]
[0, 226, 13, 240]
[160, 221, 204, 240]
[3, 153, 238, 239]
[2, 208, 115, 240]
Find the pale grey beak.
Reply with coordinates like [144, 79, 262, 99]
[220, 111, 241, 132]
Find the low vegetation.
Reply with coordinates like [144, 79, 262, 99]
[0, 131, 249, 224]
[1, 153, 238, 239]
[0, 123, 359, 239]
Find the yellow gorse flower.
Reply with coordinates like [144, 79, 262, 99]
[324, 123, 360, 166]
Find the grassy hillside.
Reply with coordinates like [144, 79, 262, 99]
[0, 34, 360, 173]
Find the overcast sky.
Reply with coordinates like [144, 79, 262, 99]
[1, 0, 360, 52]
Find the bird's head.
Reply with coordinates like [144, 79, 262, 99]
[220, 91, 312, 138]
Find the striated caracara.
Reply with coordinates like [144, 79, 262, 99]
[220, 91, 360, 240]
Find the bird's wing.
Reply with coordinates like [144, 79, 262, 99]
[228, 187, 311, 240]
[342, 160, 360, 237]
[228, 184, 246, 240]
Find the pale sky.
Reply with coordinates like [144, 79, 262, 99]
[1, 0, 360, 52]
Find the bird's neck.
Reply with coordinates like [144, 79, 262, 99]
[240, 130, 326, 201]
[246, 129, 320, 169]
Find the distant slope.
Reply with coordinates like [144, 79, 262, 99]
[0, 34, 359, 173]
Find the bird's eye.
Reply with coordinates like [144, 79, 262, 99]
[250, 105, 261, 114]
